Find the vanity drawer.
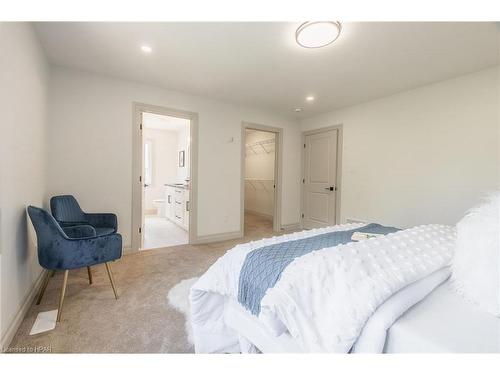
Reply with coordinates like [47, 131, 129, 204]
[174, 189, 184, 201]
[166, 185, 190, 230]
[174, 200, 183, 213]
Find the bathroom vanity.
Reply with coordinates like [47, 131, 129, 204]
[164, 183, 189, 231]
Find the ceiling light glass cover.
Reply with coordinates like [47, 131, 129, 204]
[296, 21, 342, 48]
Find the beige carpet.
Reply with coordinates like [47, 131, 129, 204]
[8, 213, 284, 353]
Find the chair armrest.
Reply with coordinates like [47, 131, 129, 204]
[62, 225, 97, 239]
[56, 233, 123, 269]
[85, 213, 118, 232]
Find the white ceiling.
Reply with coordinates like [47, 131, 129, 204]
[142, 112, 189, 131]
[34, 22, 498, 118]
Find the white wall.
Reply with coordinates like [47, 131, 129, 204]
[0, 23, 49, 345]
[47, 67, 302, 247]
[245, 130, 275, 217]
[300, 67, 500, 228]
[143, 128, 178, 213]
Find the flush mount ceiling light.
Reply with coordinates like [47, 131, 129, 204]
[295, 21, 342, 48]
[306, 96, 315, 102]
[294, 108, 303, 112]
[141, 45, 153, 53]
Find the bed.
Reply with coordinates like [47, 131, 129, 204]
[189, 222, 497, 353]
[220, 276, 500, 353]
[384, 280, 500, 353]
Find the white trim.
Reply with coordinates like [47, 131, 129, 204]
[122, 246, 134, 255]
[300, 124, 343, 227]
[132, 103, 199, 250]
[280, 222, 302, 231]
[241, 122, 283, 234]
[1, 268, 45, 352]
[190, 231, 242, 245]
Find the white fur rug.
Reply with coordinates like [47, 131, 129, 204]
[167, 277, 199, 345]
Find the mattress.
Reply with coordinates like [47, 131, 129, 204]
[225, 279, 500, 353]
[384, 281, 500, 353]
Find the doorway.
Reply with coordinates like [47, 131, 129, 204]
[241, 122, 282, 237]
[132, 103, 198, 251]
[301, 125, 342, 229]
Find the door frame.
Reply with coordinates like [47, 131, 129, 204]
[241, 122, 283, 233]
[300, 124, 343, 228]
[132, 102, 199, 251]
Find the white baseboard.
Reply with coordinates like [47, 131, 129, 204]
[281, 222, 301, 231]
[190, 230, 242, 245]
[122, 246, 134, 254]
[1, 268, 45, 352]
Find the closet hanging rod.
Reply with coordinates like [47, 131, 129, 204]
[245, 138, 275, 148]
[245, 138, 275, 154]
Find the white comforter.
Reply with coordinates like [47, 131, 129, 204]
[190, 224, 455, 353]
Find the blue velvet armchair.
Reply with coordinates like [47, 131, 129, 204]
[27, 205, 122, 322]
[50, 195, 118, 236]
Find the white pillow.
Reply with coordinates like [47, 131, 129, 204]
[451, 193, 500, 317]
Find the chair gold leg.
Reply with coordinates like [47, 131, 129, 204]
[56, 270, 69, 323]
[87, 266, 93, 285]
[36, 270, 52, 305]
[105, 262, 119, 300]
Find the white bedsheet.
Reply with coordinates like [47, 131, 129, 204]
[190, 223, 365, 353]
[224, 300, 301, 353]
[384, 280, 500, 353]
[198, 266, 499, 354]
[222, 269, 451, 353]
[190, 224, 455, 353]
[353, 267, 451, 353]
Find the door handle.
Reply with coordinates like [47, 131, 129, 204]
[324, 186, 335, 191]
[144, 183, 149, 188]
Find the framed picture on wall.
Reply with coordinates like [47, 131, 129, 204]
[179, 150, 185, 167]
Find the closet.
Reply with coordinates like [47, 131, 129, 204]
[244, 129, 275, 221]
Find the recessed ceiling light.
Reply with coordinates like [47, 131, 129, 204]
[296, 21, 342, 49]
[306, 96, 315, 102]
[141, 45, 152, 53]
[294, 108, 302, 112]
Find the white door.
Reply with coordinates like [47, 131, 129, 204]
[302, 129, 338, 229]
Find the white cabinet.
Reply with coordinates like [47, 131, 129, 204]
[183, 189, 190, 229]
[173, 188, 184, 227]
[164, 186, 175, 221]
[164, 185, 189, 231]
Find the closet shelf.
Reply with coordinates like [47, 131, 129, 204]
[245, 138, 275, 155]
